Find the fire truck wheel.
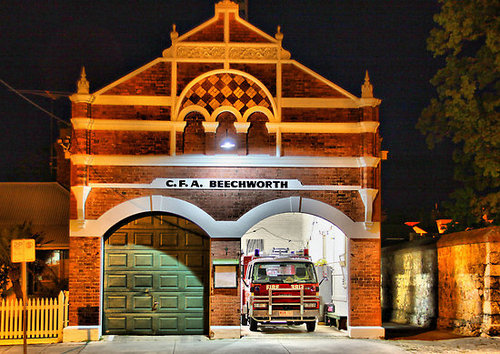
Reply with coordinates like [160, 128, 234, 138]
[241, 314, 248, 326]
[306, 321, 316, 332]
[249, 318, 258, 331]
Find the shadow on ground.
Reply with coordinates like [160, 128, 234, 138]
[241, 323, 348, 338]
[384, 322, 469, 340]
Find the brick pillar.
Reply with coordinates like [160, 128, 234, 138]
[209, 238, 241, 338]
[348, 238, 383, 338]
[68, 236, 101, 326]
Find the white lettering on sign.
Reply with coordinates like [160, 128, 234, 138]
[291, 284, 305, 289]
[162, 178, 293, 190]
[89, 178, 362, 191]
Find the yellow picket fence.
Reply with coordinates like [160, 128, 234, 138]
[0, 291, 68, 345]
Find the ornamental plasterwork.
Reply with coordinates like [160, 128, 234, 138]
[176, 46, 226, 59]
[228, 47, 278, 60]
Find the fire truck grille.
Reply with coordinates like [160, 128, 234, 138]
[272, 305, 298, 310]
[276, 291, 301, 296]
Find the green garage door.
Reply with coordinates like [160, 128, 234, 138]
[103, 214, 209, 335]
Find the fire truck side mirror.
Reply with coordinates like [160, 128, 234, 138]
[319, 276, 327, 286]
[242, 278, 249, 287]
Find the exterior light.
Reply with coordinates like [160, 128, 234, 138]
[220, 136, 236, 150]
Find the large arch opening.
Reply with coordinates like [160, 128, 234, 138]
[241, 212, 349, 329]
[102, 212, 210, 335]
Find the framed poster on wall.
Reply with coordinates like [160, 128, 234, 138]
[213, 259, 239, 288]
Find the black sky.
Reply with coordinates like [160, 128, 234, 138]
[0, 0, 456, 219]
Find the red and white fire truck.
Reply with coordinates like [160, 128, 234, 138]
[241, 250, 320, 332]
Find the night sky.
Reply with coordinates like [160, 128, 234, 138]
[0, 0, 456, 220]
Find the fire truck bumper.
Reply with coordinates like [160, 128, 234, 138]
[251, 309, 319, 321]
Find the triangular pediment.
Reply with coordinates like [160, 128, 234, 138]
[175, 0, 275, 44]
[77, 0, 380, 107]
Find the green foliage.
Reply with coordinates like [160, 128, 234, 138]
[418, 0, 500, 228]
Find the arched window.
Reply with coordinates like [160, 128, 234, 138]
[246, 112, 270, 155]
[215, 112, 238, 153]
[183, 112, 205, 154]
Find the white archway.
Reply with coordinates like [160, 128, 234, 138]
[71, 195, 378, 240]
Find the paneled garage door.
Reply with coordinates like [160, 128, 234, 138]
[103, 214, 209, 335]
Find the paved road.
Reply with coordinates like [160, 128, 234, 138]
[0, 324, 499, 353]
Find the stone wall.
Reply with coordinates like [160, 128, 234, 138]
[382, 226, 500, 336]
[381, 238, 438, 327]
[437, 226, 500, 336]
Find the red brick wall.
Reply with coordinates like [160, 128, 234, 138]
[105, 62, 171, 95]
[229, 14, 272, 43]
[209, 239, 241, 327]
[362, 106, 379, 121]
[68, 236, 101, 326]
[73, 130, 171, 155]
[282, 108, 362, 123]
[281, 133, 365, 157]
[349, 238, 382, 327]
[84, 188, 364, 222]
[72, 102, 89, 117]
[184, 14, 224, 42]
[90, 105, 171, 120]
[79, 166, 365, 220]
[177, 63, 224, 95]
[247, 120, 271, 155]
[230, 63, 276, 96]
[282, 64, 346, 98]
[87, 166, 360, 185]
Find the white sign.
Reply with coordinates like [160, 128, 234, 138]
[11, 239, 36, 263]
[89, 178, 361, 191]
[214, 265, 237, 288]
[163, 178, 295, 190]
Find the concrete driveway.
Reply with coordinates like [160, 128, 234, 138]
[0, 324, 499, 353]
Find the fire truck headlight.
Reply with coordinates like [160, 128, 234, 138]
[304, 302, 317, 309]
[253, 303, 267, 309]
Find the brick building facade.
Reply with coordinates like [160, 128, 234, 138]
[64, 0, 383, 340]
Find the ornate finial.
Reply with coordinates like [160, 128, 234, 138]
[170, 24, 178, 43]
[216, 0, 238, 11]
[77, 66, 89, 94]
[361, 70, 373, 98]
[275, 25, 283, 42]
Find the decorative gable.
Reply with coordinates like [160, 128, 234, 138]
[75, 0, 380, 120]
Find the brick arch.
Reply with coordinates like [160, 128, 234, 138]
[175, 69, 277, 122]
[246, 111, 270, 155]
[242, 106, 273, 122]
[183, 111, 206, 154]
[178, 105, 211, 122]
[211, 106, 243, 122]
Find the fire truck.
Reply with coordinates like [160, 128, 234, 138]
[241, 249, 320, 332]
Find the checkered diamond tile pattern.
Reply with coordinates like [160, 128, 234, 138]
[181, 73, 271, 115]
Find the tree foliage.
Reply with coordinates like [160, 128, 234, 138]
[417, 0, 499, 229]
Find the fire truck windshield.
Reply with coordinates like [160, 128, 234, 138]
[252, 262, 317, 284]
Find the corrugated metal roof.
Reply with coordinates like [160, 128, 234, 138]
[0, 183, 69, 249]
